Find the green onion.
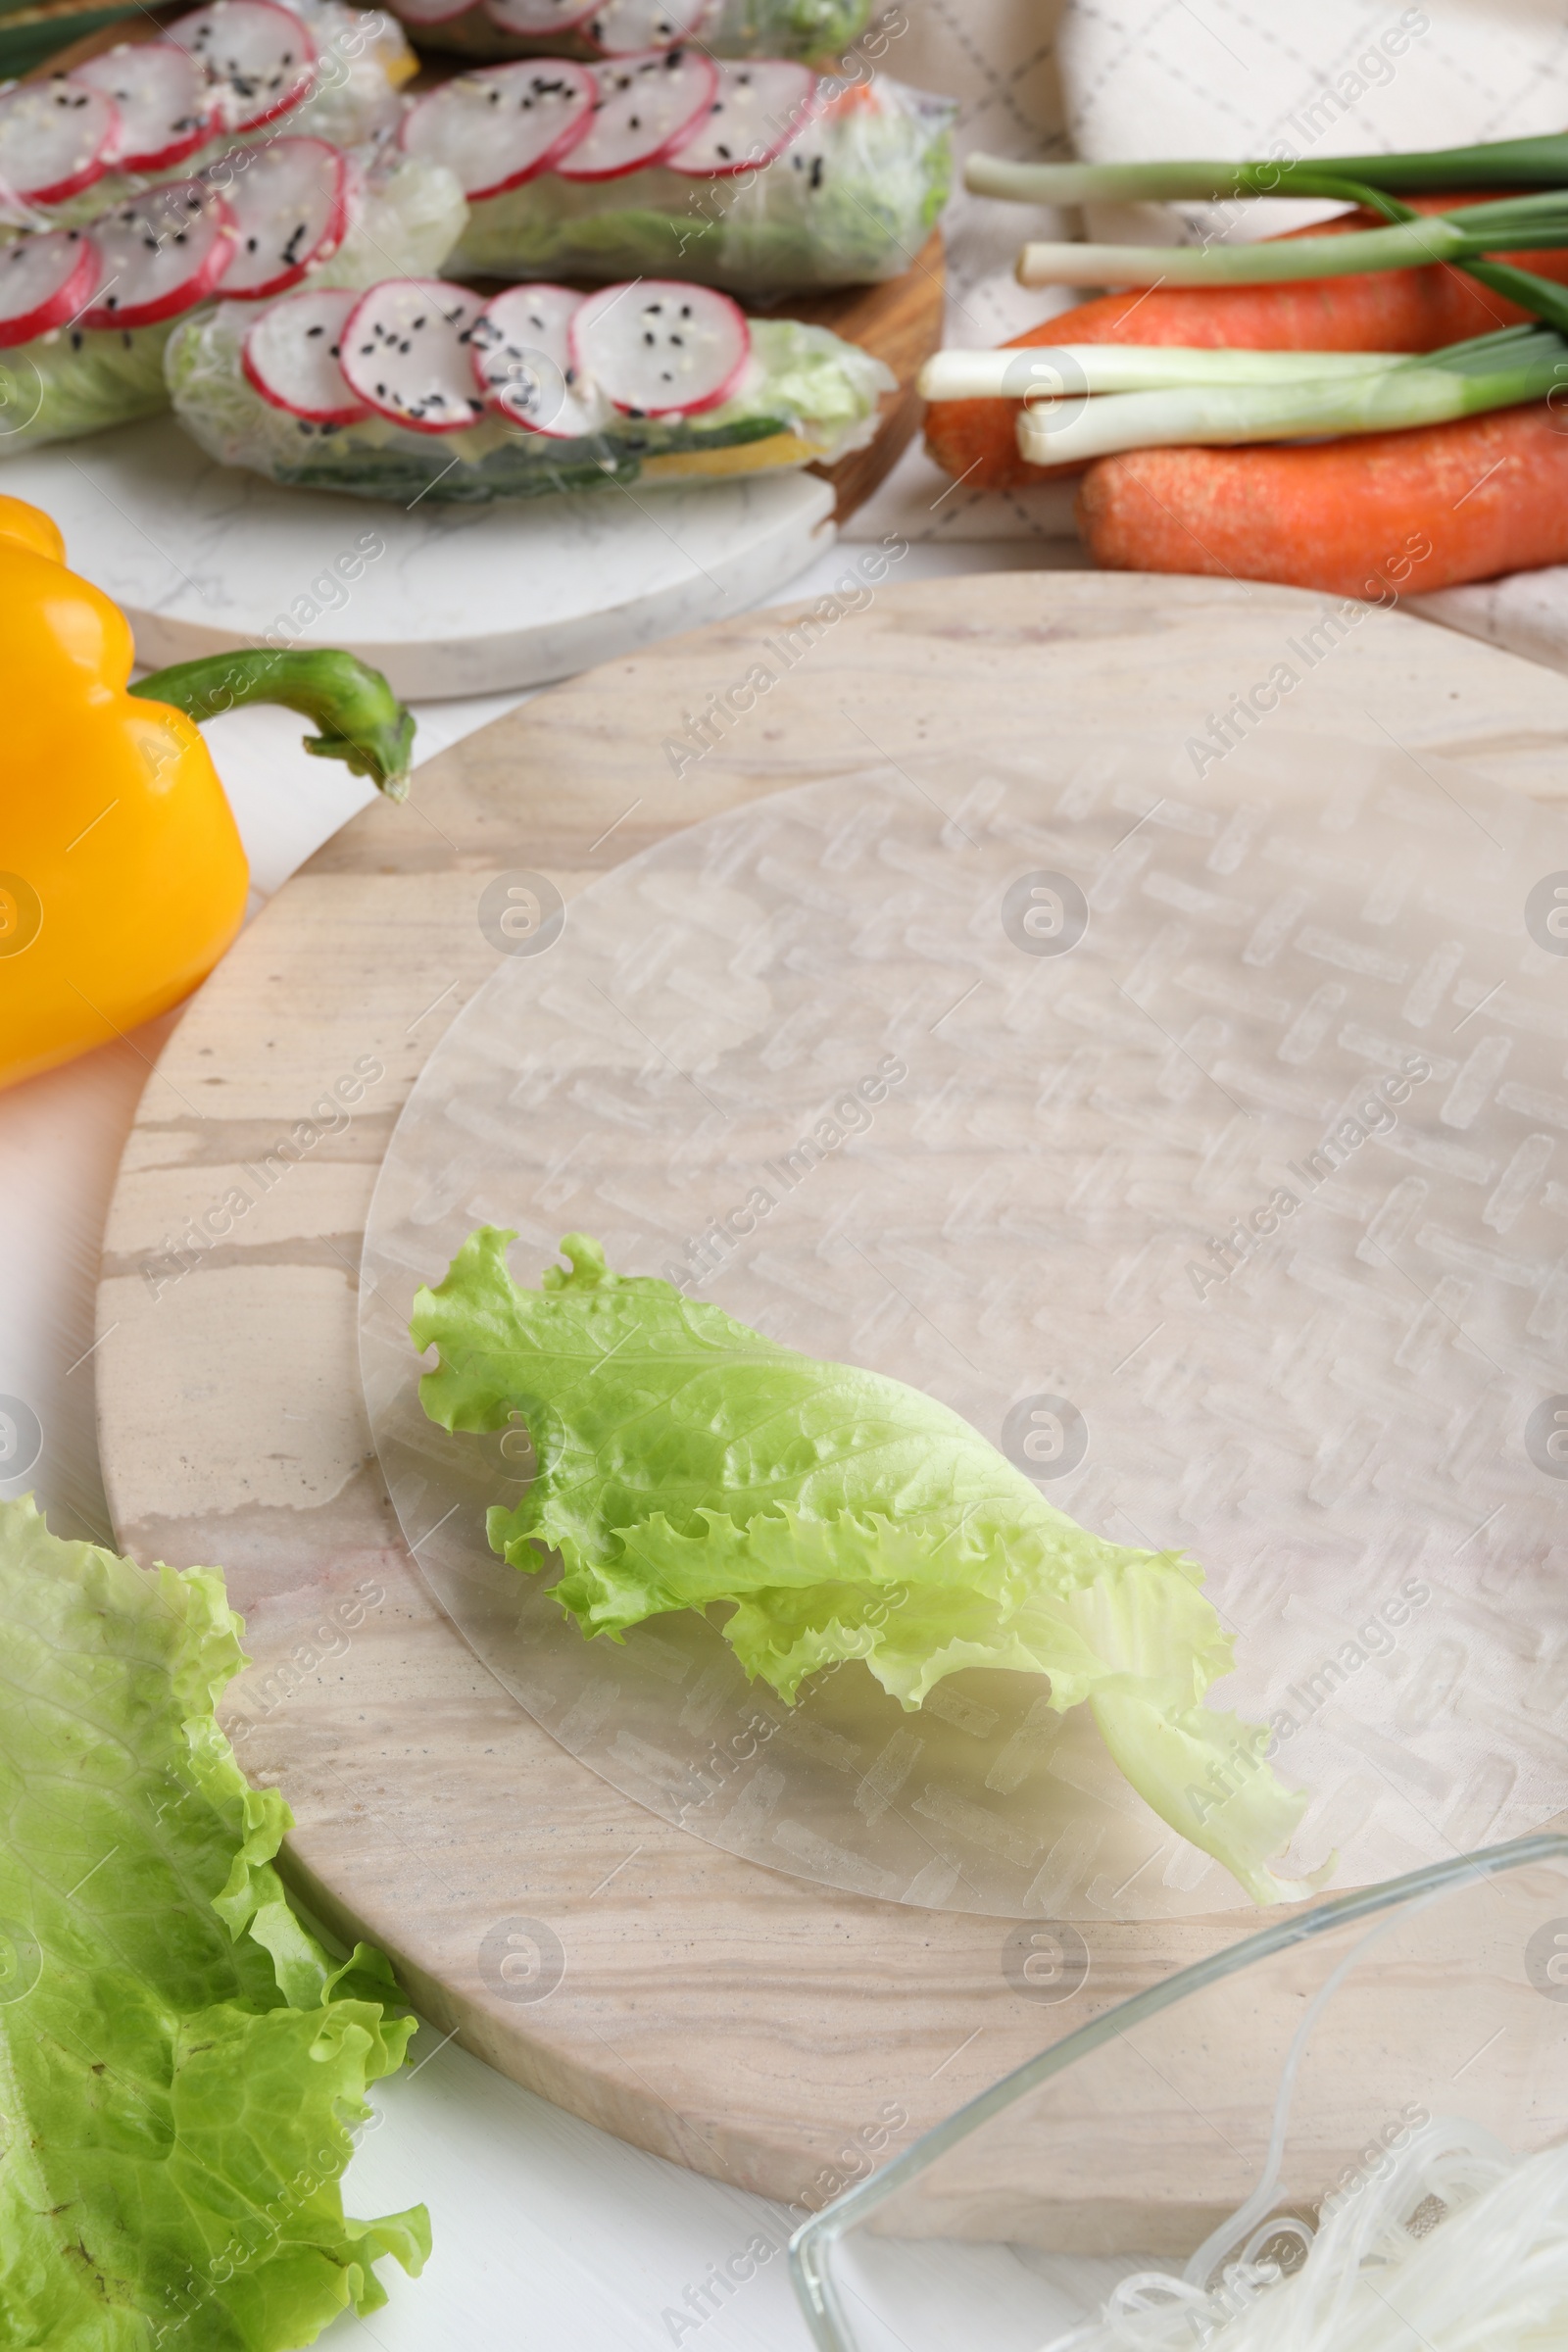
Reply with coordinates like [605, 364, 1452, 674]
[919, 347, 1406, 401]
[1005, 325, 1568, 466]
[1013, 190, 1568, 290]
[967, 151, 1568, 337]
[966, 134, 1568, 205]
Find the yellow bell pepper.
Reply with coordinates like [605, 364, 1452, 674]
[0, 496, 413, 1094]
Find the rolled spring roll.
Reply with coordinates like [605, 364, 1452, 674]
[0, 0, 417, 232]
[401, 60, 955, 293]
[0, 150, 464, 453]
[167, 270, 894, 499]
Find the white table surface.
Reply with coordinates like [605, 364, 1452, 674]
[0, 525, 1086, 2352]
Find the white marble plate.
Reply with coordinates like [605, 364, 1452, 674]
[6, 416, 836, 698]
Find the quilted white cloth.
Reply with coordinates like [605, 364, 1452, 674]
[1060, 0, 1568, 246]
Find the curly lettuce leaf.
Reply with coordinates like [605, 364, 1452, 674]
[0, 1494, 428, 2350]
[414, 1229, 1320, 1905]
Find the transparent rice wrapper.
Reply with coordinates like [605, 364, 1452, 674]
[0, 153, 465, 456]
[448, 74, 955, 293]
[167, 299, 893, 501]
[402, 0, 874, 64]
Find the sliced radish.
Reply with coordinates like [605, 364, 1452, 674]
[74, 42, 217, 174]
[471, 282, 608, 437]
[339, 277, 488, 433]
[583, 0, 718, 53]
[0, 227, 100, 350]
[82, 179, 236, 331]
[399, 62, 596, 201]
[242, 281, 368, 423]
[482, 0, 598, 31]
[556, 48, 717, 183]
[168, 0, 317, 135]
[570, 277, 747, 416]
[0, 77, 119, 207]
[212, 135, 347, 299]
[664, 58, 817, 174]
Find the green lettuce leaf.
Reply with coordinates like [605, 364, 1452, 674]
[0, 1494, 429, 2350]
[414, 1229, 1322, 1906]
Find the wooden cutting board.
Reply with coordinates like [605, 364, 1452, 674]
[93, 573, 1568, 2227]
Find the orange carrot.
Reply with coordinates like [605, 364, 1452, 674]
[926, 196, 1568, 494]
[1075, 405, 1568, 597]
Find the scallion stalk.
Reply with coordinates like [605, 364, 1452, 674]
[1006, 324, 1568, 466]
[966, 133, 1568, 206]
[1014, 190, 1568, 290]
[919, 346, 1405, 401]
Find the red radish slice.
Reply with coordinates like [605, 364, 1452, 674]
[339, 277, 488, 433]
[570, 277, 748, 416]
[556, 48, 717, 183]
[0, 227, 99, 349]
[169, 0, 317, 135]
[664, 58, 817, 174]
[583, 0, 717, 53]
[211, 135, 347, 298]
[242, 281, 368, 422]
[74, 43, 217, 173]
[482, 0, 597, 31]
[0, 77, 119, 206]
[471, 281, 607, 437]
[399, 62, 596, 201]
[82, 178, 236, 330]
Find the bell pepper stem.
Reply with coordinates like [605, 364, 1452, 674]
[131, 648, 415, 801]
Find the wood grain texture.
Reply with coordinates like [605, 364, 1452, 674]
[95, 574, 1568, 2225]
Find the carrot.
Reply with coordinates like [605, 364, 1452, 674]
[1075, 405, 1568, 597]
[926, 196, 1568, 494]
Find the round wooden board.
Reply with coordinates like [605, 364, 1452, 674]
[95, 573, 1568, 2227]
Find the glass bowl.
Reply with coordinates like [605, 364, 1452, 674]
[791, 1833, 1568, 2351]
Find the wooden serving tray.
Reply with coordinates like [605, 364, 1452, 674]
[93, 572, 1568, 2221]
